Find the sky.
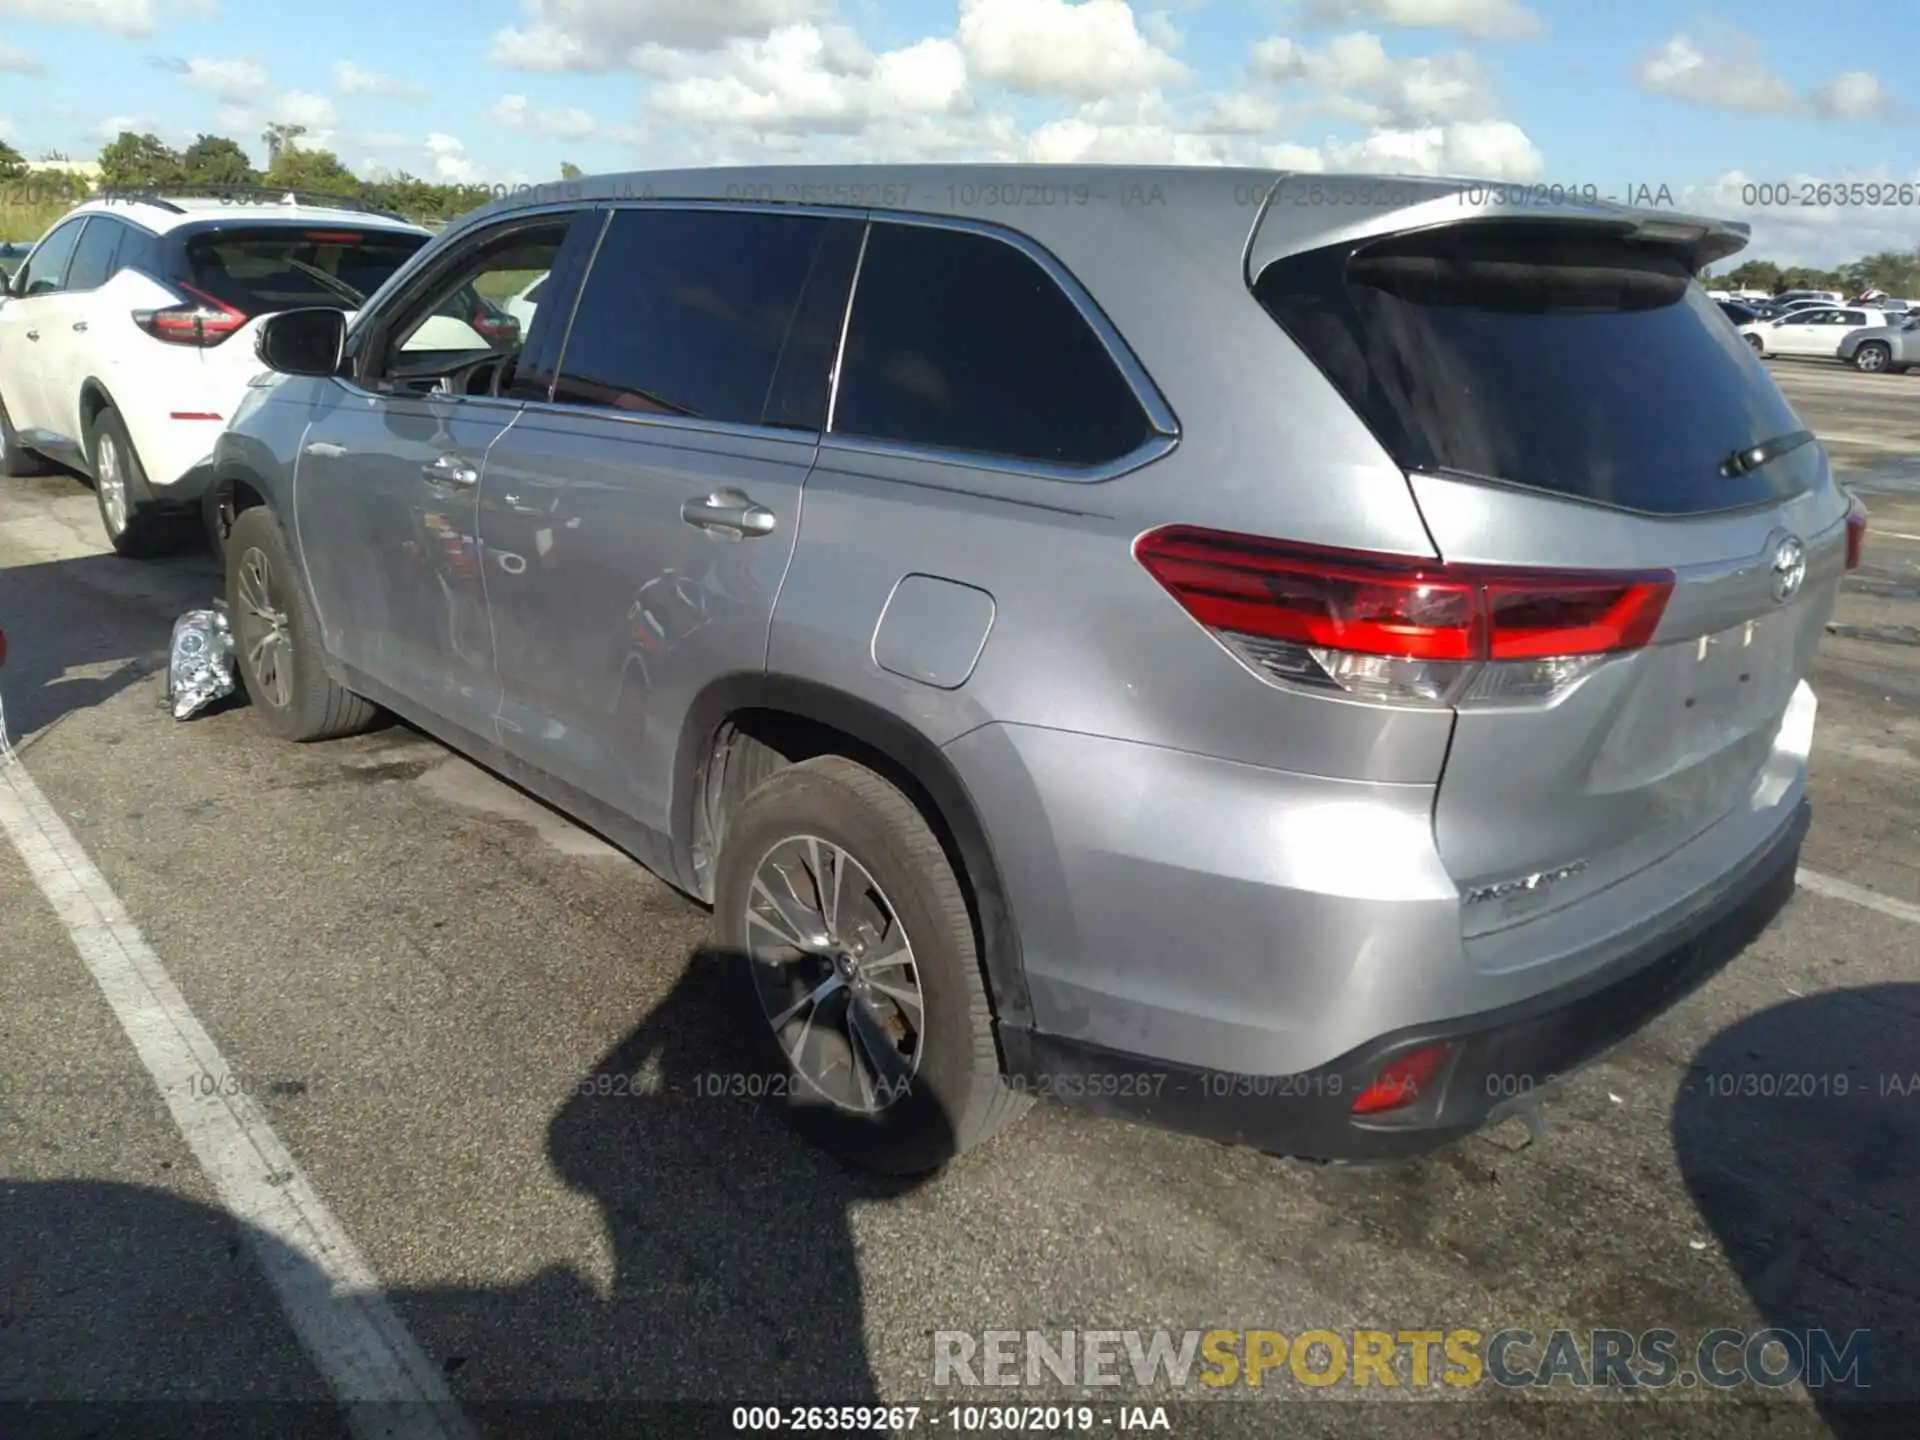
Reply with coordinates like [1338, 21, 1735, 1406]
[0, 0, 1915, 267]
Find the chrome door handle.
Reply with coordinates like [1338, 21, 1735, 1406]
[681, 487, 775, 537]
[421, 454, 479, 487]
[71, 320, 87, 333]
[24, 329, 38, 341]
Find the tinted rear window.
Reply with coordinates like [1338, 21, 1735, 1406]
[180, 226, 427, 316]
[1253, 221, 1808, 515]
[832, 222, 1154, 467]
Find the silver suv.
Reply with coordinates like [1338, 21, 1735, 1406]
[214, 166, 1862, 1174]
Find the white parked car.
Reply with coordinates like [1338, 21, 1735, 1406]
[0, 189, 438, 554]
[1738, 305, 1893, 360]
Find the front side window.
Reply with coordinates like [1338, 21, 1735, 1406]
[831, 222, 1155, 467]
[17, 219, 85, 296]
[551, 207, 863, 429]
[384, 224, 570, 360]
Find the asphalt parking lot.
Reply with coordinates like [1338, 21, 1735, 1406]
[1, 358, 1917, 1439]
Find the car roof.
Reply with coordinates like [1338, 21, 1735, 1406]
[57, 191, 429, 237]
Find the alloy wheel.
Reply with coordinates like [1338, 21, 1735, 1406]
[743, 835, 926, 1114]
[235, 546, 294, 710]
[96, 433, 128, 535]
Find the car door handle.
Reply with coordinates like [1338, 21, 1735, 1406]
[421, 454, 480, 488]
[71, 321, 87, 333]
[681, 488, 775, 537]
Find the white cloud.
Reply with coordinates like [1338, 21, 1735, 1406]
[0, 39, 40, 72]
[1302, 0, 1544, 41]
[1812, 71, 1890, 120]
[215, 91, 341, 150]
[274, 91, 339, 129]
[96, 113, 153, 139]
[169, 0, 217, 13]
[0, 0, 154, 34]
[332, 61, 427, 99]
[1634, 27, 1798, 112]
[1323, 116, 1542, 178]
[958, 0, 1188, 100]
[487, 0, 825, 67]
[1252, 31, 1494, 124]
[180, 55, 269, 99]
[487, 93, 645, 142]
[425, 132, 481, 182]
[640, 24, 968, 133]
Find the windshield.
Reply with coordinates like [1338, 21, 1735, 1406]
[182, 226, 427, 316]
[1252, 220, 1808, 516]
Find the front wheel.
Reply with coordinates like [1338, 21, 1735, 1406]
[1853, 341, 1892, 374]
[224, 505, 381, 741]
[712, 756, 1029, 1174]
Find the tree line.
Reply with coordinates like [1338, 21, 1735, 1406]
[1, 129, 586, 225]
[5, 131, 1919, 291]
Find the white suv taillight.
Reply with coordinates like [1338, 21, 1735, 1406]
[133, 283, 247, 347]
[1134, 526, 1675, 708]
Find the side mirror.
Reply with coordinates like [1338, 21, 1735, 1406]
[255, 307, 347, 378]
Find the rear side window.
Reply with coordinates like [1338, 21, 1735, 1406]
[552, 208, 862, 429]
[1254, 220, 1808, 516]
[180, 226, 429, 316]
[65, 218, 123, 292]
[832, 223, 1153, 466]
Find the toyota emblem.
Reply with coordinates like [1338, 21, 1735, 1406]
[1771, 535, 1807, 603]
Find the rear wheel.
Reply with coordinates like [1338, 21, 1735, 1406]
[1744, 334, 1765, 355]
[0, 389, 51, 478]
[225, 505, 380, 741]
[1853, 341, 1892, 374]
[87, 407, 184, 557]
[712, 756, 1028, 1174]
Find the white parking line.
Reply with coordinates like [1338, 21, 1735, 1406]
[1797, 867, 1920, 926]
[0, 749, 476, 1440]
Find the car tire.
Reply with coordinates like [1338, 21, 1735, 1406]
[1853, 341, 1892, 374]
[86, 407, 184, 557]
[1744, 334, 1765, 355]
[224, 505, 381, 742]
[711, 755, 1029, 1174]
[0, 389, 51, 478]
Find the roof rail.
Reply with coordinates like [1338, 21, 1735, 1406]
[92, 183, 409, 223]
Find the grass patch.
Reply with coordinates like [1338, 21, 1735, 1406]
[474, 269, 544, 303]
[0, 197, 69, 246]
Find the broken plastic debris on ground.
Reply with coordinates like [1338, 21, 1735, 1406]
[168, 602, 236, 720]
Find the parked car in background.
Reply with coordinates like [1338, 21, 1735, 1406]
[1836, 322, 1920, 373]
[1738, 305, 1888, 358]
[1718, 299, 1766, 326]
[211, 166, 1849, 1175]
[0, 188, 437, 554]
[1776, 289, 1843, 305]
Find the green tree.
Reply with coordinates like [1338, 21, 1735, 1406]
[0, 140, 27, 180]
[559, 161, 583, 180]
[1840, 249, 1920, 298]
[179, 134, 258, 186]
[1724, 258, 1782, 292]
[98, 131, 184, 189]
[265, 144, 360, 196]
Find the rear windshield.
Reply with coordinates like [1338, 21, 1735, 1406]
[1253, 221, 1808, 515]
[181, 226, 428, 316]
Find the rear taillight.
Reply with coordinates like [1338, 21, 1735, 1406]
[1134, 526, 1675, 708]
[1845, 494, 1868, 570]
[132, 283, 247, 347]
[1350, 1043, 1453, 1116]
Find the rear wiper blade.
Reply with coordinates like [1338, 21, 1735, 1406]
[1721, 429, 1815, 477]
[287, 258, 365, 306]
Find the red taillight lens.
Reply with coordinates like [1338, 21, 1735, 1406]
[1844, 494, 1868, 570]
[1350, 1043, 1453, 1116]
[1135, 526, 1674, 706]
[132, 283, 247, 347]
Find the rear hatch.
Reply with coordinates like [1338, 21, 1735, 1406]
[1247, 184, 1850, 943]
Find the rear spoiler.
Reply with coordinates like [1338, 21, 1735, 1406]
[1249, 174, 1753, 276]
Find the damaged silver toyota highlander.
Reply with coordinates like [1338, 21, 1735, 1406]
[207, 166, 1866, 1174]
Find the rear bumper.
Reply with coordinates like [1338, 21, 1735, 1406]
[1000, 797, 1807, 1161]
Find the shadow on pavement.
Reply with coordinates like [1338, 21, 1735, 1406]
[1673, 983, 1920, 1437]
[1, 951, 941, 1439]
